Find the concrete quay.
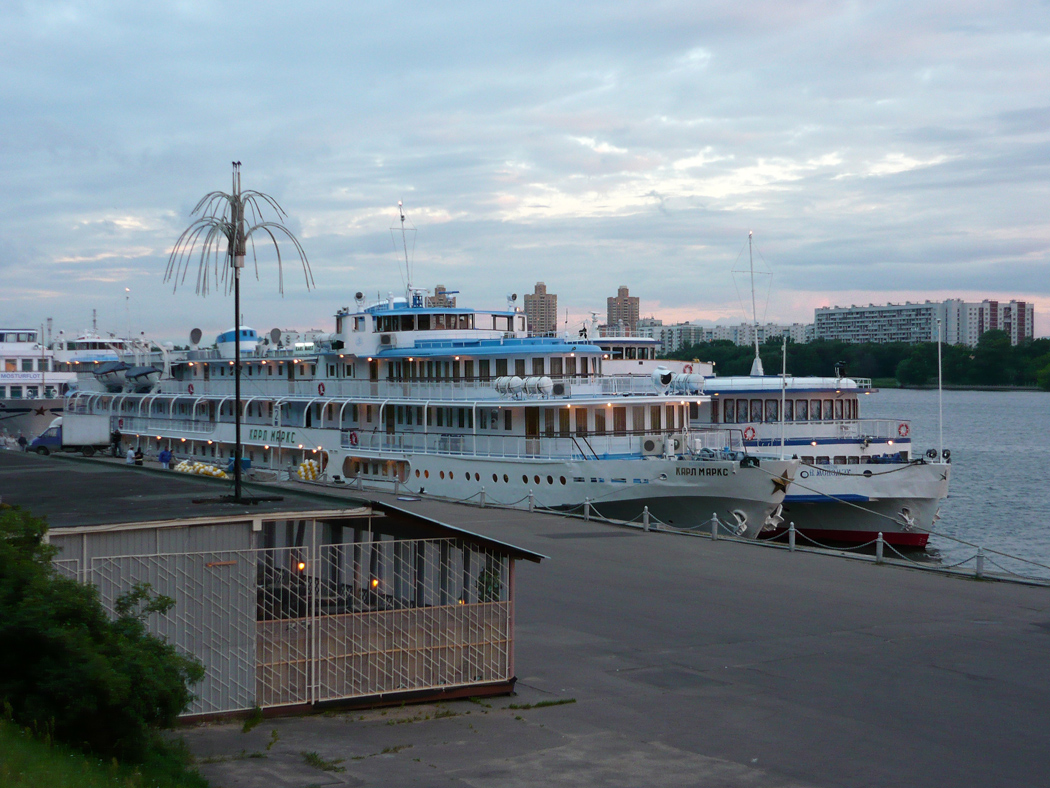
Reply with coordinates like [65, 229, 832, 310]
[3, 454, 1048, 786]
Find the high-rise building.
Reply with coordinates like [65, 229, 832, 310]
[425, 284, 456, 308]
[607, 286, 640, 332]
[815, 299, 1034, 346]
[524, 282, 558, 335]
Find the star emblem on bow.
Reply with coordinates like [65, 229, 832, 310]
[772, 472, 792, 495]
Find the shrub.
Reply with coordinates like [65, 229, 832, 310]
[0, 506, 205, 761]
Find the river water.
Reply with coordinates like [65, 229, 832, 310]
[861, 388, 1050, 579]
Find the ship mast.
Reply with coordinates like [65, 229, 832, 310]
[399, 200, 411, 299]
[748, 231, 764, 376]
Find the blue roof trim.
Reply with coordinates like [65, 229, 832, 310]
[216, 329, 258, 343]
[361, 305, 518, 316]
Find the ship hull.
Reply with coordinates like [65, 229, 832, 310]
[774, 461, 950, 547]
[0, 398, 64, 441]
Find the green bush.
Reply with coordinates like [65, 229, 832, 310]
[0, 506, 205, 761]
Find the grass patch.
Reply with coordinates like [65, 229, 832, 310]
[506, 698, 576, 710]
[0, 720, 207, 788]
[380, 744, 412, 755]
[300, 751, 346, 772]
[241, 706, 264, 733]
[467, 697, 492, 708]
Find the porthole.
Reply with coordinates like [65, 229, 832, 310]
[547, 475, 553, 485]
[522, 474, 528, 484]
[475, 472, 480, 481]
[449, 471, 454, 480]
[534, 475, 541, 485]
[503, 474, 509, 483]
[424, 470, 429, 479]
[440, 471, 445, 480]
[560, 476, 567, 485]
[415, 469, 420, 478]
[493, 473, 498, 483]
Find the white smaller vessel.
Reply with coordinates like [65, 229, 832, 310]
[0, 327, 76, 440]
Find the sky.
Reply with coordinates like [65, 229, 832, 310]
[2, 0, 1049, 344]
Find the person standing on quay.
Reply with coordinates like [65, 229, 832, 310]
[158, 446, 172, 469]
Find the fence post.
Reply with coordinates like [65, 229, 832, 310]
[528, 489, 535, 513]
[584, 498, 592, 521]
[394, 478, 400, 496]
[643, 506, 650, 532]
[975, 547, 984, 579]
[876, 532, 884, 564]
[480, 486, 486, 508]
[710, 512, 718, 540]
[788, 522, 795, 552]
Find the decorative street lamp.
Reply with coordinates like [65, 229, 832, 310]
[166, 162, 314, 502]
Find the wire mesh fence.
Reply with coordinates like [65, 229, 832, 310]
[79, 538, 512, 717]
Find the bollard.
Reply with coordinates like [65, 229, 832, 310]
[788, 522, 795, 552]
[394, 478, 400, 496]
[584, 498, 592, 521]
[876, 532, 884, 564]
[711, 512, 718, 541]
[480, 486, 486, 508]
[528, 489, 535, 513]
[975, 547, 984, 579]
[643, 506, 650, 532]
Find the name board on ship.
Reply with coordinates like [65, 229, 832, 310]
[248, 428, 297, 443]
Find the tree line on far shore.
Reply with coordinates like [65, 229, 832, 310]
[667, 330, 1050, 389]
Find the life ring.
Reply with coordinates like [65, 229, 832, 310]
[318, 382, 325, 396]
[348, 430, 358, 446]
[897, 423, 909, 438]
[682, 364, 693, 374]
[187, 383, 194, 395]
[743, 426, 756, 441]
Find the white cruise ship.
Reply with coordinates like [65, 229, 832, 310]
[64, 288, 797, 536]
[0, 328, 77, 440]
[591, 334, 951, 546]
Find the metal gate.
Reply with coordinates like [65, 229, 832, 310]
[85, 539, 512, 716]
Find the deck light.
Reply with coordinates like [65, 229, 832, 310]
[264, 445, 269, 449]
[207, 440, 213, 444]
[298, 444, 303, 448]
[297, 561, 306, 572]
[810, 441, 817, 446]
[888, 440, 894, 445]
[229, 361, 234, 365]
[181, 438, 186, 442]
[371, 578, 379, 589]
[455, 356, 460, 360]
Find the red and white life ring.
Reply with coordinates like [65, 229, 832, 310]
[318, 382, 325, 396]
[682, 364, 693, 374]
[897, 423, 910, 438]
[347, 430, 359, 446]
[743, 426, 756, 441]
[187, 384, 194, 395]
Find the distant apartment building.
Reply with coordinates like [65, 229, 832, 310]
[524, 282, 558, 335]
[815, 299, 1034, 346]
[607, 286, 640, 333]
[425, 284, 457, 308]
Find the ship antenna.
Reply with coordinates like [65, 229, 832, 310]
[748, 231, 764, 376]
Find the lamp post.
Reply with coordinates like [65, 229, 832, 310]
[166, 162, 313, 502]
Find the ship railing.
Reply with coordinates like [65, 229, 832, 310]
[112, 416, 216, 435]
[148, 374, 668, 402]
[340, 429, 733, 461]
[706, 418, 907, 441]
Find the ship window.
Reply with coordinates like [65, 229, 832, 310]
[459, 315, 471, 329]
[549, 357, 563, 376]
[783, 399, 793, 421]
[479, 360, 491, 380]
[796, 399, 808, 420]
[834, 399, 844, 419]
[515, 359, 526, 377]
[21, 359, 33, 371]
[666, 404, 675, 429]
[765, 400, 778, 423]
[823, 399, 833, 420]
[833, 456, 847, 465]
[566, 357, 576, 376]
[613, 406, 627, 434]
[847, 456, 860, 464]
[736, 399, 747, 423]
[810, 400, 821, 420]
[495, 359, 508, 377]
[436, 409, 444, 427]
[816, 456, 830, 465]
[504, 410, 512, 431]
[9, 386, 21, 399]
[417, 314, 431, 330]
[723, 399, 735, 423]
[594, 409, 606, 435]
[399, 315, 414, 331]
[801, 456, 814, 464]
[749, 399, 762, 422]
[532, 358, 544, 376]
[544, 408, 555, 437]
[612, 346, 624, 360]
[559, 408, 570, 437]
